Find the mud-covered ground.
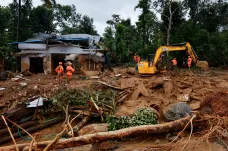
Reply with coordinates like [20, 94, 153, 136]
[0, 68, 227, 150]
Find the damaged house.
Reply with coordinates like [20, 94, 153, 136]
[11, 33, 105, 74]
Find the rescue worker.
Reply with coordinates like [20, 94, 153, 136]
[133, 54, 137, 63]
[133, 54, 138, 72]
[55, 62, 64, 84]
[187, 56, 192, 70]
[66, 62, 75, 83]
[171, 57, 177, 70]
[137, 55, 141, 63]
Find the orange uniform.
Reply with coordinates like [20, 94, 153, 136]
[66, 65, 75, 79]
[187, 57, 192, 68]
[133, 54, 137, 63]
[55, 65, 64, 79]
[172, 58, 177, 66]
[137, 55, 140, 63]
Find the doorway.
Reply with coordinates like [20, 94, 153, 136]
[29, 57, 44, 73]
[51, 54, 66, 74]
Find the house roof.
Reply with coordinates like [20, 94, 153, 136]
[9, 33, 101, 46]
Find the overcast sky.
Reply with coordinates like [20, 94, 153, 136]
[0, 0, 141, 35]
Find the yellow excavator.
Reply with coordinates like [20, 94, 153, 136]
[138, 42, 209, 75]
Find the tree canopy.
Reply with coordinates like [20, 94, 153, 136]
[0, 0, 228, 71]
[103, 0, 228, 67]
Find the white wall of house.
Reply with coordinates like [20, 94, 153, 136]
[21, 54, 52, 73]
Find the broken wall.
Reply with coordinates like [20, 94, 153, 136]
[21, 54, 51, 74]
[21, 56, 30, 72]
[78, 54, 103, 71]
[43, 54, 51, 74]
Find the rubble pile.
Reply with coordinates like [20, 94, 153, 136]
[0, 68, 227, 150]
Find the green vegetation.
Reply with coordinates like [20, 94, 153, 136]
[106, 108, 158, 131]
[103, 0, 228, 67]
[0, 0, 228, 71]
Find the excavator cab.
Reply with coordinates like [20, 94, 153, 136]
[148, 54, 155, 67]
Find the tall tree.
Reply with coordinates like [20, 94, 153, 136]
[30, 5, 55, 33]
[55, 4, 82, 34]
[152, 0, 186, 45]
[161, 0, 185, 44]
[135, 0, 151, 52]
[78, 15, 98, 35]
[15, 0, 56, 41]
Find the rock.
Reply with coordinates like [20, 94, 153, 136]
[177, 94, 190, 102]
[155, 139, 160, 144]
[163, 102, 192, 121]
[163, 80, 173, 95]
[126, 67, 136, 75]
[132, 83, 149, 100]
[196, 61, 209, 71]
[19, 82, 27, 87]
[150, 77, 164, 88]
[11, 77, 20, 82]
[177, 88, 192, 102]
[33, 85, 38, 90]
[77, 123, 108, 136]
[190, 102, 200, 110]
[120, 78, 136, 89]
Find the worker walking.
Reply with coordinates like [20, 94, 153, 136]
[133, 54, 138, 72]
[187, 56, 192, 70]
[172, 58, 177, 68]
[66, 62, 75, 83]
[55, 62, 64, 84]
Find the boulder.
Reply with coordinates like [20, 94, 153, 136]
[126, 67, 136, 75]
[77, 123, 108, 136]
[132, 83, 149, 100]
[163, 80, 173, 95]
[163, 102, 192, 121]
[150, 77, 165, 88]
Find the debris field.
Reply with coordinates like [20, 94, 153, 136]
[0, 67, 227, 151]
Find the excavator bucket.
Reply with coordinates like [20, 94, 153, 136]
[196, 61, 209, 71]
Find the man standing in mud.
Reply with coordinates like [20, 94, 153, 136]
[66, 62, 75, 83]
[55, 62, 64, 84]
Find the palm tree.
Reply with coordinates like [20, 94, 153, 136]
[16, 0, 56, 41]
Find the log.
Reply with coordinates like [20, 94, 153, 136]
[0, 108, 35, 129]
[0, 121, 37, 137]
[95, 81, 123, 90]
[0, 116, 191, 151]
[0, 118, 63, 145]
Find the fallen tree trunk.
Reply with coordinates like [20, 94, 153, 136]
[0, 121, 37, 137]
[0, 118, 63, 145]
[0, 116, 191, 151]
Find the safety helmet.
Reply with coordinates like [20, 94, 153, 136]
[59, 62, 62, 65]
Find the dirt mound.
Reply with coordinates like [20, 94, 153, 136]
[200, 92, 228, 116]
